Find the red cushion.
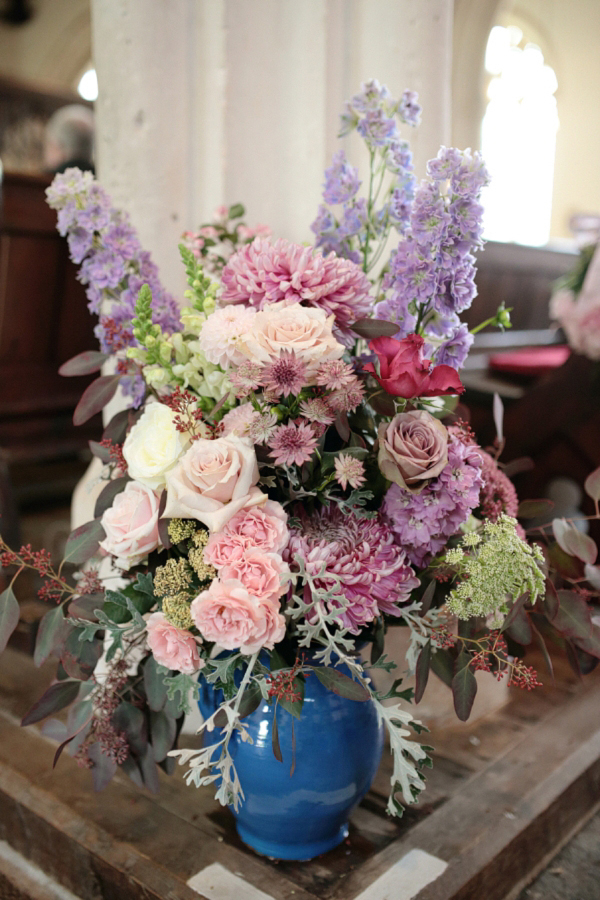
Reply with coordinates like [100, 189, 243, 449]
[488, 345, 571, 376]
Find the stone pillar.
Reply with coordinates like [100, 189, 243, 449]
[91, 0, 453, 294]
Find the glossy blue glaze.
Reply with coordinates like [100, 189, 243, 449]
[198, 658, 384, 860]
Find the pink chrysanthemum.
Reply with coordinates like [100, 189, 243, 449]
[334, 454, 366, 490]
[197, 305, 256, 369]
[269, 421, 318, 467]
[286, 506, 419, 633]
[315, 359, 357, 391]
[479, 450, 519, 522]
[260, 350, 307, 397]
[220, 237, 373, 343]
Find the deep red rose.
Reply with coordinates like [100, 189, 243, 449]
[364, 334, 464, 398]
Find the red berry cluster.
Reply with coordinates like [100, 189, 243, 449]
[163, 387, 218, 440]
[99, 438, 127, 475]
[267, 656, 309, 704]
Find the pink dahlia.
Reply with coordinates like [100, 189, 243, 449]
[220, 237, 373, 344]
[285, 506, 419, 633]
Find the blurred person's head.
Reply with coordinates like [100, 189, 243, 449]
[43, 104, 95, 173]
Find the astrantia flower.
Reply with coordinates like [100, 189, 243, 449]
[299, 397, 335, 425]
[334, 454, 366, 490]
[383, 429, 484, 567]
[286, 506, 419, 633]
[220, 238, 373, 343]
[326, 379, 365, 413]
[247, 410, 278, 445]
[229, 359, 264, 397]
[197, 305, 256, 369]
[260, 351, 307, 397]
[269, 421, 318, 467]
[315, 359, 357, 391]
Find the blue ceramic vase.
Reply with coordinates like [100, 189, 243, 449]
[198, 656, 384, 860]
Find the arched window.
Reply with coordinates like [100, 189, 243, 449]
[480, 24, 559, 246]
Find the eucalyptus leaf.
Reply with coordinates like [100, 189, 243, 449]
[0, 586, 20, 654]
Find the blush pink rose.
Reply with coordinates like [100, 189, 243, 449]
[99, 480, 161, 568]
[203, 531, 247, 569]
[220, 550, 290, 604]
[163, 435, 266, 532]
[221, 501, 289, 554]
[146, 612, 202, 675]
[190, 579, 285, 653]
[378, 410, 448, 491]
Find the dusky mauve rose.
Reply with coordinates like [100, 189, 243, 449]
[364, 334, 464, 398]
[146, 612, 202, 674]
[190, 579, 285, 653]
[378, 410, 448, 491]
[163, 435, 266, 532]
[99, 480, 161, 568]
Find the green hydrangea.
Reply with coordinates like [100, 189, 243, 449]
[444, 514, 545, 620]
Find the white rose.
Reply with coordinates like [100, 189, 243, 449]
[123, 402, 190, 490]
[240, 300, 344, 374]
[163, 435, 266, 531]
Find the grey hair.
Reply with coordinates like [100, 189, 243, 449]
[45, 104, 94, 163]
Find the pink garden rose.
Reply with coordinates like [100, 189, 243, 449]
[190, 579, 285, 653]
[146, 612, 202, 675]
[163, 435, 266, 532]
[240, 300, 345, 375]
[203, 501, 289, 569]
[378, 410, 448, 491]
[99, 480, 161, 568]
[221, 501, 289, 553]
[219, 550, 290, 604]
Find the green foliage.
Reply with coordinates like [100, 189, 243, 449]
[179, 244, 219, 312]
[164, 672, 200, 716]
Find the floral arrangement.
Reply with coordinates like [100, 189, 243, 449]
[551, 240, 600, 360]
[2, 81, 600, 818]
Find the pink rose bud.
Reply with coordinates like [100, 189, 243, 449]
[146, 612, 202, 675]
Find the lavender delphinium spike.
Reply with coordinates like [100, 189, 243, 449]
[46, 168, 181, 405]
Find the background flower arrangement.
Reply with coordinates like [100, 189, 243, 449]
[1, 80, 600, 820]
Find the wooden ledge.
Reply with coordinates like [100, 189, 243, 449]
[1, 649, 600, 900]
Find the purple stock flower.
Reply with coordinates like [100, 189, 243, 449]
[67, 227, 94, 264]
[323, 150, 361, 205]
[383, 431, 483, 567]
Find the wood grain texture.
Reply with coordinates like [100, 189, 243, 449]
[1, 649, 599, 900]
